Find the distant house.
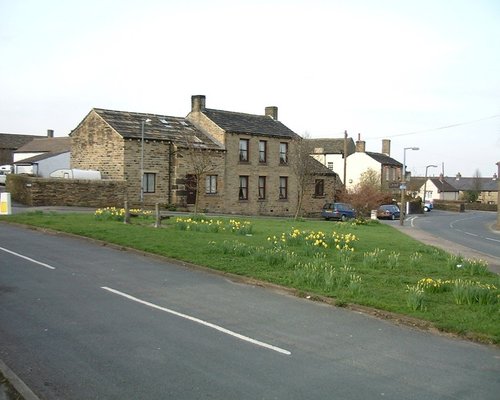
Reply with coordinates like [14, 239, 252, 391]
[344, 137, 402, 193]
[13, 132, 71, 176]
[417, 176, 460, 201]
[309, 137, 356, 183]
[69, 95, 340, 215]
[310, 135, 403, 194]
[415, 173, 499, 204]
[0, 132, 44, 165]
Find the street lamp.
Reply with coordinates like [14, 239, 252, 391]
[140, 118, 151, 204]
[400, 146, 419, 225]
[422, 164, 437, 211]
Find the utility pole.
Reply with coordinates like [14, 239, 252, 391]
[343, 130, 348, 189]
[496, 161, 500, 230]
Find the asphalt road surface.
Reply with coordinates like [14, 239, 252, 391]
[1, 223, 499, 400]
[409, 210, 500, 259]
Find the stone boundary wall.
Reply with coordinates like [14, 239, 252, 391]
[6, 174, 127, 207]
[432, 199, 496, 212]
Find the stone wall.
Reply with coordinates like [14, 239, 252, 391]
[6, 174, 127, 207]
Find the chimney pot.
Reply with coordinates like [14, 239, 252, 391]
[355, 138, 366, 153]
[47, 129, 54, 138]
[191, 95, 206, 112]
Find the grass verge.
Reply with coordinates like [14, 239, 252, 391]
[2, 210, 499, 345]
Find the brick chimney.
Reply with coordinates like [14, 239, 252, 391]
[355, 133, 365, 152]
[382, 139, 390, 156]
[265, 106, 278, 120]
[191, 95, 206, 112]
[47, 129, 54, 138]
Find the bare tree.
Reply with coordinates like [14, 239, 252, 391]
[463, 169, 482, 203]
[180, 136, 222, 214]
[340, 168, 392, 217]
[289, 133, 315, 219]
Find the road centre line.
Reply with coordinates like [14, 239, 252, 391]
[101, 286, 291, 356]
[0, 246, 55, 270]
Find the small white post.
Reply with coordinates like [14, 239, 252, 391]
[0, 192, 12, 215]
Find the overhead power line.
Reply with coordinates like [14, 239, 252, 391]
[369, 114, 500, 139]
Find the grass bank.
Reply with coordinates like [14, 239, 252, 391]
[2, 209, 499, 344]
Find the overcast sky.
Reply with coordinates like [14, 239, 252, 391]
[1, 0, 499, 177]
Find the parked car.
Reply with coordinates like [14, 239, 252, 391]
[0, 171, 7, 185]
[377, 204, 401, 220]
[321, 202, 356, 221]
[423, 200, 433, 212]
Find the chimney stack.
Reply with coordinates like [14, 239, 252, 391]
[382, 139, 390, 156]
[455, 172, 461, 180]
[191, 95, 206, 112]
[47, 129, 54, 138]
[265, 106, 278, 120]
[355, 133, 365, 152]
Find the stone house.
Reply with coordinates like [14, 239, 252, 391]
[70, 95, 339, 216]
[186, 95, 338, 216]
[70, 108, 222, 206]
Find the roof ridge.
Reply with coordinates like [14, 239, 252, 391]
[93, 107, 185, 120]
[204, 108, 272, 119]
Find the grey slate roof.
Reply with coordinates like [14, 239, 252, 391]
[366, 151, 402, 167]
[429, 178, 459, 193]
[91, 108, 221, 149]
[444, 177, 498, 192]
[15, 137, 71, 153]
[308, 138, 356, 156]
[307, 156, 337, 176]
[0, 133, 44, 149]
[202, 108, 299, 138]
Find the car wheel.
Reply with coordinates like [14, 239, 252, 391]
[424, 206, 429, 212]
[391, 214, 395, 220]
[341, 214, 347, 222]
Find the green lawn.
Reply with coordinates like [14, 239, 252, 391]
[2, 210, 499, 344]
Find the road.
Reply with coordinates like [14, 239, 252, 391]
[1, 223, 500, 399]
[409, 210, 500, 259]
[380, 210, 500, 274]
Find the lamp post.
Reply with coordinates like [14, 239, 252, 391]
[422, 164, 437, 211]
[140, 118, 151, 204]
[496, 161, 500, 230]
[399, 146, 419, 226]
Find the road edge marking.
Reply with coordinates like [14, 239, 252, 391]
[101, 286, 291, 356]
[0, 246, 55, 270]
